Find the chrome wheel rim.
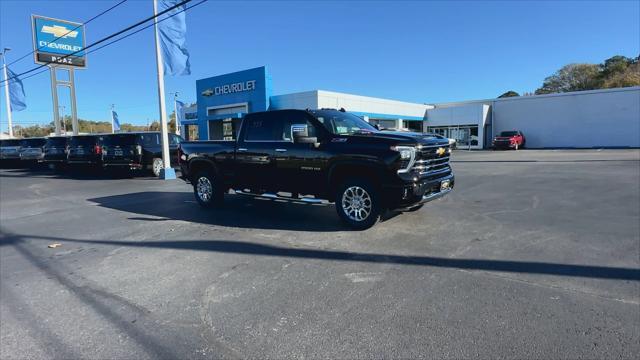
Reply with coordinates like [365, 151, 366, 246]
[341, 186, 372, 222]
[196, 177, 213, 202]
[153, 159, 162, 176]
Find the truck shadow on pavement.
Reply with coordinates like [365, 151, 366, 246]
[1, 231, 639, 282]
[86, 191, 401, 232]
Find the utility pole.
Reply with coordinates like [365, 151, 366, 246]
[1, 48, 14, 138]
[152, 0, 175, 180]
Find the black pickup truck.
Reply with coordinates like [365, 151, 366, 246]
[178, 109, 454, 229]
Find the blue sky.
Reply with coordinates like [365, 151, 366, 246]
[1, 0, 639, 129]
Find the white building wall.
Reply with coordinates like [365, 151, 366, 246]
[270, 91, 319, 110]
[315, 90, 431, 118]
[493, 87, 640, 148]
[425, 103, 489, 148]
[271, 90, 432, 119]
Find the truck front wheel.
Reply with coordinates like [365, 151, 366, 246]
[335, 178, 381, 230]
[193, 170, 223, 208]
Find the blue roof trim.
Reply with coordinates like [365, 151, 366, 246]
[349, 111, 424, 121]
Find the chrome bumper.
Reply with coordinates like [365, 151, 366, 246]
[398, 187, 452, 211]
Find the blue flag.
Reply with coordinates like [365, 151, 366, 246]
[6, 66, 26, 112]
[111, 110, 120, 132]
[175, 99, 185, 125]
[158, 0, 191, 76]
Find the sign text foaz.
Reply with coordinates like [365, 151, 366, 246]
[202, 80, 256, 97]
[32, 15, 86, 67]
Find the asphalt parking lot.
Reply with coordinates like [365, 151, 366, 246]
[1, 149, 639, 359]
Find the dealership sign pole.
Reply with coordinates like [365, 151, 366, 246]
[32, 15, 86, 136]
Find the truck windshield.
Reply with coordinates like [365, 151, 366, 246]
[69, 136, 97, 146]
[101, 134, 137, 146]
[1, 139, 22, 146]
[45, 137, 68, 147]
[310, 110, 378, 135]
[20, 139, 46, 148]
[499, 131, 519, 137]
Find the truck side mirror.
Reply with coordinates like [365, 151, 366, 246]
[292, 124, 317, 144]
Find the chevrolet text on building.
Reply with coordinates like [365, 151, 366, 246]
[31, 15, 86, 67]
[202, 80, 257, 97]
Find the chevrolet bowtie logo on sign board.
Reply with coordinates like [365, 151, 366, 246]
[41, 25, 78, 38]
[32, 15, 86, 68]
[436, 147, 446, 156]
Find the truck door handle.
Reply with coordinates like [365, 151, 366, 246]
[238, 148, 247, 152]
[275, 148, 287, 153]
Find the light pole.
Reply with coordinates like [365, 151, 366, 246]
[1, 47, 14, 138]
[170, 91, 181, 136]
[59, 105, 66, 134]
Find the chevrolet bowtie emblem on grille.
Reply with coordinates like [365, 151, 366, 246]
[202, 89, 214, 97]
[41, 25, 78, 38]
[436, 147, 446, 156]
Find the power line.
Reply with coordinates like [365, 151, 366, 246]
[0, 0, 207, 90]
[7, 0, 129, 67]
[1, 0, 192, 85]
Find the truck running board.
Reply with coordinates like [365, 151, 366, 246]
[232, 189, 329, 205]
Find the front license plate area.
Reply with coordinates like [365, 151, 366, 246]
[440, 180, 451, 191]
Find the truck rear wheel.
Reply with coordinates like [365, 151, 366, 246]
[193, 170, 223, 208]
[335, 178, 381, 230]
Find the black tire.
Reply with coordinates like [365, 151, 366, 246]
[193, 169, 223, 208]
[335, 178, 381, 230]
[405, 203, 424, 212]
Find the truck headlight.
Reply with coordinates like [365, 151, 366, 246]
[391, 145, 416, 173]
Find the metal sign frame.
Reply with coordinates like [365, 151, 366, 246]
[31, 14, 87, 68]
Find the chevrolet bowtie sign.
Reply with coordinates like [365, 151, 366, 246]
[32, 15, 86, 67]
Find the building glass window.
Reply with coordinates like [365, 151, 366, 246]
[427, 125, 480, 148]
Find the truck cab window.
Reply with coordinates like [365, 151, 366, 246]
[277, 112, 316, 141]
[245, 116, 276, 141]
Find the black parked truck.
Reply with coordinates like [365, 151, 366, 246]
[42, 136, 69, 169]
[178, 109, 454, 229]
[101, 132, 183, 176]
[66, 135, 104, 167]
[19, 138, 47, 165]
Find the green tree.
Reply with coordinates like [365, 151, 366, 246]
[535, 63, 600, 94]
[602, 62, 640, 89]
[498, 90, 520, 98]
[599, 55, 632, 78]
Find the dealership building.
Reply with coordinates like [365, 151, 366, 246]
[181, 66, 640, 149]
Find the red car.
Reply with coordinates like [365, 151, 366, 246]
[492, 130, 526, 150]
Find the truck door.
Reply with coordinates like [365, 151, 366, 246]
[269, 111, 329, 195]
[234, 113, 279, 192]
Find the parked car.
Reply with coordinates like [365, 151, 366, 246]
[43, 136, 69, 169]
[0, 139, 22, 164]
[178, 109, 454, 230]
[492, 130, 526, 150]
[66, 134, 104, 168]
[19, 138, 47, 165]
[101, 132, 183, 176]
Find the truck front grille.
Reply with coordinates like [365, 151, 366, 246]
[412, 145, 451, 180]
